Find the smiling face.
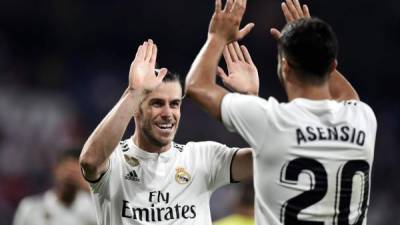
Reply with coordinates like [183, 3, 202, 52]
[136, 81, 182, 149]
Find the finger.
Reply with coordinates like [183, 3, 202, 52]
[293, 0, 304, 18]
[303, 4, 311, 18]
[237, 22, 255, 40]
[150, 44, 157, 66]
[215, 0, 222, 13]
[223, 47, 234, 70]
[240, 45, 254, 65]
[231, 0, 245, 15]
[157, 68, 168, 81]
[135, 45, 144, 61]
[142, 41, 149, 61]
[286, 0, 300, 19]
[217, 66, 229, 80]
[223, 0, 234, 12]
[145, 39, 153, 61]
[281, 3, 294, 22]
[234, 42, 245, 61]
[270, 28, 282, 41]
[228, 44, 239, 62]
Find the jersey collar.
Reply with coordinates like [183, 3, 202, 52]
[127, 137, 176, 160]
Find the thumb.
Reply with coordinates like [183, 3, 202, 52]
[238, 23, 255, 40]
[157, 68, 168, 81]
[216, 66, 229, 80]
[270, 28, 281, 41]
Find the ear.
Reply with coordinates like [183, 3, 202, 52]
[328, 59, 338, 74]
[282, 58, 290, 79]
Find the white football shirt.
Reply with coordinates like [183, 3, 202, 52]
[221, 93, 377, 225]
[13, 190, 97, 225]
[88, 138, 238, 225]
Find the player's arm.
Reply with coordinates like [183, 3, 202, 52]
[328, 70, 359, 100]
[185, 0, 254, 121]
[270, 0, 359, 101]
[80, 39, 167, 181]
[231, 148, 253, 181]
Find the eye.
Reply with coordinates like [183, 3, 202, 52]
[151, 100, 163, 108]
[170, 101, 181, 109]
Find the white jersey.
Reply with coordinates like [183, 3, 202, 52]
[221, 93, 377, 225]
[88, 138, 238, 225]
[13, 190, 97, 225]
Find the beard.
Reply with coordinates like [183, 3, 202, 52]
[140, 117, 177, 148]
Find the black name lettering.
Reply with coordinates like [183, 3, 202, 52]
[296, 125, 366, 146]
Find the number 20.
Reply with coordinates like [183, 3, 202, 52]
[280, 158, 370, 225]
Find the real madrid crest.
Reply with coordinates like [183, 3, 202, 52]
[124, 154, 140, 167]
[175, 167, 191, 184]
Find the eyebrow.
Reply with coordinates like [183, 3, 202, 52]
[148, 98, 181, 102]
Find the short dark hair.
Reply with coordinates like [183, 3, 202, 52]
[157, 69, 184, 96]
[278, 18, 338, 85]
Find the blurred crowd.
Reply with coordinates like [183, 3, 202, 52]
[0, 0, 399, 224]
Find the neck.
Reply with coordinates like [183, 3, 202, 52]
[285, 80, 332, 101]
[132, 131, 171, 153]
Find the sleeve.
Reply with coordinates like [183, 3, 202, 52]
[221, 93, 273, 150]
[88, 149, 119, 198]
[360, 101, 377, 132]
[196, 141, 239, 192]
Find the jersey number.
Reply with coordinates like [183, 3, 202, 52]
[280, 158, 370, 225]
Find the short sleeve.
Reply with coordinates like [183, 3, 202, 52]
[193, 141, 238, 192]
[360, 101, 377, 132]
[88, 150, 119, 198]
[221, 93, 274, 150]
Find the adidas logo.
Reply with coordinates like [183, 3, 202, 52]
[125, 170, 140, 182]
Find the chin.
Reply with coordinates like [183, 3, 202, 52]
[156, 136, 174, 146]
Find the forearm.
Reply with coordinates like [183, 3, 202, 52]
[185, 36, 228, 120]
[80, 88, 142, 180]
[329, 70, 359, 101]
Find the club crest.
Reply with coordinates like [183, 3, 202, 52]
[175, 167, 191, 184]
[124, 155, 140, 167]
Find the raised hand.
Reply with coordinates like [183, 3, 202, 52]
[208, 0, 254, 44]
[217, 42, 259, 95]
[128, 39, 167, 91]
[270, 0, 311, 40]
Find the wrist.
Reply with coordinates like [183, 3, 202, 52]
[207, 34, 228, 48]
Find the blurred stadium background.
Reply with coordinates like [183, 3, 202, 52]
[0, 0, 399, 224]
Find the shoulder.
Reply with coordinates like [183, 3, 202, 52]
[341, 100, 376, 121]
[222, 93, 274, 107]
[183, 141, 229, 151]
[16, 193, 44, 212]
[118, 139, 130, 153]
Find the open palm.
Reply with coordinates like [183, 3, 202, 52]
[129, 39, 167, 91]
[270, 0, 311, 40]
[218, 42, 259, 95]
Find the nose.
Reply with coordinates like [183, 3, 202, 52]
[160, 105, 173, 118]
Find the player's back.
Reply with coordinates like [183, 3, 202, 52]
[253, 97, 376, 225]
[221, 94, 377, 225]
